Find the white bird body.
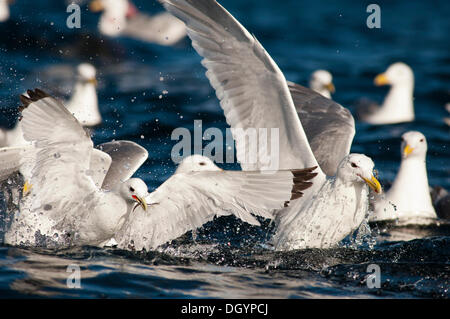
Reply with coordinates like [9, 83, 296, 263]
[372, 131, 437, 223]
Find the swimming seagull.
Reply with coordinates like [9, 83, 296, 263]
[357, 62, 415, 124]
[159, 0, 382, 250]
[371, 131, 437, 225]
[0, 63, 100, 148]
[309, 70, 335, 99]
[89, 0, 187, 46]
[4, 89, 317, 248]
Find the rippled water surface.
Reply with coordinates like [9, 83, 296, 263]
[0, 0, 449, 298]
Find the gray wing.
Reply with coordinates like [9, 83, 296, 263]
[115, 167, 317, 251]
[288, 82, 355, 176]
[158, 0, 322, 175]
[96, 140, 148, 190]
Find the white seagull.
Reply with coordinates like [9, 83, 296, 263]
[371, 131, 437, 225]
[3, 89, 317, 249]
[309, 70, 335, 99]
[90, 0, 187, 46]
[357, 62, 415, 125]
[0, 63, 100, 148]
[159, 0, 382, 250]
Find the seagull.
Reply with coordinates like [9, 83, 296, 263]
[357, 62, 415, 124]
[309, 70, 335, 99]
[158, 0, 382, 250]
[89, 0, 187, 46]
[371, 131, 437, 224]
[0, 63, 100, 148]
[0, 0, 10, 22]
[64, 63, 101, 127]
[4, 89, 317, 249]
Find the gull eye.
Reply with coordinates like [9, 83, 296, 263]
[351, 162, 358, 168]
[199, 162, 206, 166]
[420, 138, 424, 142]
[129, 187, 135, 192]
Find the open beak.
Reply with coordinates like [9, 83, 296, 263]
[132, 195, 148, 211]
[87, 77, 98, 87]
[374, 73, 390, 86]
[403, 144, 414, 158]
[89, 0, 104, 12]
[361, 175, 382, 194]
[324, 82, 335, 94]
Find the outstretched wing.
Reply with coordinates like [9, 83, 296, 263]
[115, 167, 317, 251]
[288, 82, 355, 176]
[19, 89, 95, 209]
[159, 0, 321, 174]
[96, 140, 148, 190]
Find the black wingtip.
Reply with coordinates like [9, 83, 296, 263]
[284, 166, 318, 207]
[18, 88, 50, 115]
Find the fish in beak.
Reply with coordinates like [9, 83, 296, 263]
[374, 73, 390, 86]
[325, 82, 336, 93]
[132, 195, 148, 211]
[361, 175, 382, 194]
[403, 144, 414, 158]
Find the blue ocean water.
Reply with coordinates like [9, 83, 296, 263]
[0, 0, 449, 298]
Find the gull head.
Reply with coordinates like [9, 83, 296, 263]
[120, 178, 148, 211]
[374, 62, 414, 88]
[77, 63, 97, 86]
[309, 70, 335, 98]
[336, 154, 382, 194]
[175, 155, 221, 174]
[401, 131, 427, 160]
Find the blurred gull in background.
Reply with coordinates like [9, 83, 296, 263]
[309, 70, 335, 99]
[357, 62, 415, 124]
[371, 131, 437, 225]
[0, 63, 100, 148]
[90, 0, 186, 46]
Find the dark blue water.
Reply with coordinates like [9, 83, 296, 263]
[0, 0, 449, 298]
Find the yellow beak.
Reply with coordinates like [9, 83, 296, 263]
[403, 144, 414, 158]
[374, 73, 390, 86]
[362, 175, 382, 194]
[87, 77, 98, 87]
[22, 180, 32, 196]
[89, 0, 104, 12]
[133, 195, 148, 211]
[325, 82, 336, 94]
